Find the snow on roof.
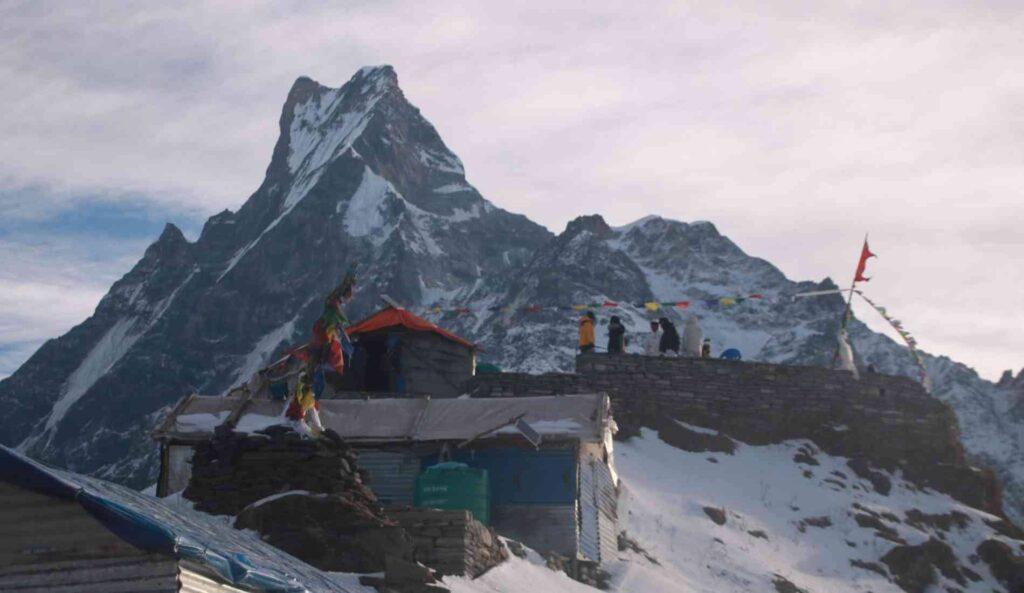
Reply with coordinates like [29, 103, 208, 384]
[156, 394, 610, 444]
[0, 446, 353, 593]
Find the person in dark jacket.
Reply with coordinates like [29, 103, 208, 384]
[658, 317, 680, 355]
[607, 315, 626, 354]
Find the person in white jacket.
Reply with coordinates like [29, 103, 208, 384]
[682, 316, 704, 358]
[643, 320, 661, 355]
[838, 328, 859, 379]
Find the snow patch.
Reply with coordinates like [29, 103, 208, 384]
[234, 413, 288, 434]
[675, 420, 719, 435]
[176, 411, 231, 432]
[494, 419, 583, 435]
[243, 490, 319, 512]
[228, 312, 303, 391]
[449, 203, 483, 223]
[433, 182, 473, 194]
[343, 167, 397, 242]
[31, 268, 197, 441]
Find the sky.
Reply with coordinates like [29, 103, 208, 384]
[1, 1, 1021, 381]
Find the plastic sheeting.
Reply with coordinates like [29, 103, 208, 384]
[159, 394, 610, 445]
[0, 446, 354, 593]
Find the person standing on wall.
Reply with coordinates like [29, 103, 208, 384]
[701, 338, 712, 359]
[579, 311, 596, 353]
[682, 316, 704, 358]
[607, 315, 626, 354]
[643, 320, 661, 355]
[658, 317, 680, 356]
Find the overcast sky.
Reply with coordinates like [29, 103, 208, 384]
[2, 1, 1021, 381]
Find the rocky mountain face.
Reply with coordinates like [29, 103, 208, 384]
[1, 65, 1021, 525]
[0, 66, 548, 485]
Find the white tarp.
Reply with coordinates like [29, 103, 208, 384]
[159, 394, 608, 444]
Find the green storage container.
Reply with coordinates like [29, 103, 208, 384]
[414, 462, 490, 524]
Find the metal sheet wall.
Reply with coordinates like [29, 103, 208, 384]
[433, 447, 578, 506]
[491, 505, 579, 557]
[592, 461, 619, 562]
[578, 460, 600, 561]
[0, 556, 179, 593]
[578, 459, 618, 563]
[358, 450, 422, 506]
[0, 482, 146, 567]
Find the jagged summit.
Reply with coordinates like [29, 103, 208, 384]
[156, 222, 187, 244]
[563, 214, 614, 238]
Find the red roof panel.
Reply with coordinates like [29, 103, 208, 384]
[346, 308, 475, 349]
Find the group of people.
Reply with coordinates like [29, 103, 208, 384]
[579, 312, 741, 360]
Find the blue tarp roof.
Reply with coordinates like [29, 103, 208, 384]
[0, 445, 355, 593]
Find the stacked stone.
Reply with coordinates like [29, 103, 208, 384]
[235, 492, 414, 574]
[387, 509, 508, 578]
[543, 553, 610, 589]
[464, 353, 1003, 516]
[183, 424, 379, 516]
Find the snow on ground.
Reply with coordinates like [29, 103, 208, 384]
[402, 428, 1019, 593]
[137, 426, 1019, 593]
[604, 428, 1008, 593]
[446, 545, 597, 593]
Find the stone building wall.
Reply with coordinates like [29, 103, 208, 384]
[466, 353, 1002, 515]
[386, 508, 507, 578]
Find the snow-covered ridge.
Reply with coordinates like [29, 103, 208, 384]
[22, 266, 198, 454]
[606, 429, 1018, 593]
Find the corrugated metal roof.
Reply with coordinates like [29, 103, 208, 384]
[357, 450, 421, 507]
[157, 394, 611, 445]
[0, 446, 356, 593]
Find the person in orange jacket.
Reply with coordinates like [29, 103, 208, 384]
[579, 311, 596, 353]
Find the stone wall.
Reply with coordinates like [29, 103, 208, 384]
[466, 353, 1002, 515]
[184, 425, 378, 516]
[387, 508, 507, 578]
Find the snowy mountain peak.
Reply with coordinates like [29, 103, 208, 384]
[7, 64, 1024, 535]
[353, 64, 399, 88]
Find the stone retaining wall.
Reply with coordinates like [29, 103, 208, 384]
[387, 508, 507, 578]
[466, 353, 1002, 515]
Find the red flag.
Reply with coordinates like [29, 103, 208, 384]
[853, 239, 876, 283]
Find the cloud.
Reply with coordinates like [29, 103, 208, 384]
[0, 188, 203, 377]
[1, 1, 1022, 379]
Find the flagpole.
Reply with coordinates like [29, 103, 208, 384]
[832, 233, 868, 368]
[840, 234, 867, 331]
